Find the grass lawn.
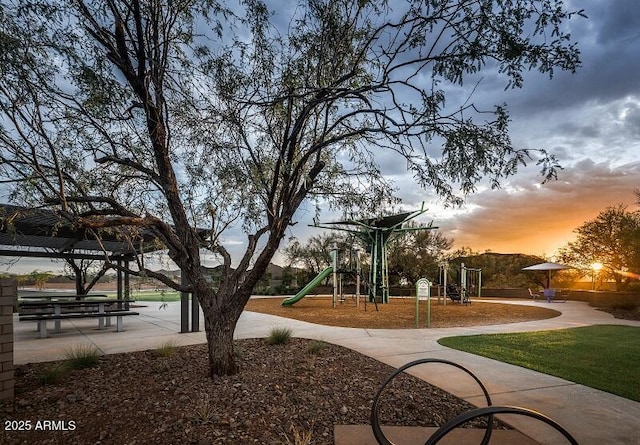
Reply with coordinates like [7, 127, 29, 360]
[438, 325, 640, 402]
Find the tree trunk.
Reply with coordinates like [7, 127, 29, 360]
[198, 283, 250, 377]
[196, 232, 285, 376]
[203, 307, 240, 376]
[75, 274, 85, 297]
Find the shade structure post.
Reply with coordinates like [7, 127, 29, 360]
[180, 272, 189, 333]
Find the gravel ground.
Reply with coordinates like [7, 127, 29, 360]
[598, 306, 640, 321]
[1, 338, 505, 445]
[245, 297, 561, 329]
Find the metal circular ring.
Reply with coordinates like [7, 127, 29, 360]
[370, 358, 494, 445]
[423, 405, 579, 445]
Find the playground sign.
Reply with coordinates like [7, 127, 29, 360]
[416, 278, 432, 328]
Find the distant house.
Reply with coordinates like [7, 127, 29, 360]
[155, 269, 182, 282]
[254, 263, 302, 294]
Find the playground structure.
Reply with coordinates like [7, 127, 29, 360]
[281, 265, 335, 307]
[317, 207, 437, 305]
[437, 262, 482, 305]
[282, 206, 437, 307]
[333, 246, 364, 307]
[462, 263, 482, 298]
[282, 251, 483, 309]
[282, 244, 365, 308]
[282, 206, 483, 309]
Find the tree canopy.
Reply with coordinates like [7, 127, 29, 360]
[558, 205, 640, 290]
[284, 232, 351, 282]
[0, 0, 585, 375]
[386, 225, 452, 285]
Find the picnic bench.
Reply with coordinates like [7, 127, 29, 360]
[545, 289, 569, 303]
[18, 297, 138, 338]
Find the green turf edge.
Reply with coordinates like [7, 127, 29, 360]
[438, 325, 640, 402]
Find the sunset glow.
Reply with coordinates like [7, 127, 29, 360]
[615, 270, 640, 281]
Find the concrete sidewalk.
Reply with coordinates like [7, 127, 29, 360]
[13, 298, 640, 445]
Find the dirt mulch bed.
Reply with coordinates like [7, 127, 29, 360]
[246, 296, 561, 329]
[597, 306, 640, 321]
[2, 338, 510, 445]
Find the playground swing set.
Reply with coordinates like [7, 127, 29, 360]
[281, 206, 482, 311]
[436, 263, 482, 305]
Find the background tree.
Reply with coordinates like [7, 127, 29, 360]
[27, 270, 54, 290]
[448, 252, 546, 288]
[284, 233, 337, 274]
[558, 205, 640, 290]
[0, 0, 584, 376]
[387, 226, 452, 285]
[62, 258, 109, 296]
[278, 265, 299, 293]
[284, 233, 349, 283]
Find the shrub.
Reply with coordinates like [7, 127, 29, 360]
[154, 339, 178, 357]
[306, 340, 326, 355]
[39, 363, 69, 385]
[151, 361, 170, 374]
[192, 398, 216, 425]
[611, 302, 638, 311]
[280, 422, 314, 445]
[266, 327, 292, 345]
[64, 345, 100, 369]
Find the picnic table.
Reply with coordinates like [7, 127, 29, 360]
[19, 293, 108, 300]
[18, 296, 138, 338]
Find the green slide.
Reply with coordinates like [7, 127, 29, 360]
[282, 267, 333, 306]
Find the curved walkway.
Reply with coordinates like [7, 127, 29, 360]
[13, 298, 640, 445]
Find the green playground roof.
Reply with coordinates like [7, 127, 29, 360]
[322, 211, 416, 229]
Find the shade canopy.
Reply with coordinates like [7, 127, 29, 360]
[323, 211, 416, 229]
[522, 262, 571, 288]
[521, 262, 571, 272]
[0, 204, 161, 260]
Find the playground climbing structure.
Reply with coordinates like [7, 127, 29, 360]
[313, 205, 437, 304]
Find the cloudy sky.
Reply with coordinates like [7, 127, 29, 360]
[283, 0, 640, 263]
[441, 0, 640, 257]
[3, 0, 640, 274]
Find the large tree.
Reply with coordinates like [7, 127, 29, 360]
[558, 205, 640, 290]
[284, 233, 350, 282]
[0, 0, 584, 375]
[387, 225, 452, 285]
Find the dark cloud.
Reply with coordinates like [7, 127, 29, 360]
[593, 0, 640, 46]
[462, 0, 640, 118]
